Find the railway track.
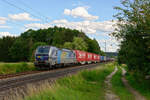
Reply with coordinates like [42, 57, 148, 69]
[0, 63, 102, 94]
[0, 71, 42, 79]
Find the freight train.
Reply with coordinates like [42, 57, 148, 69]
[34, 46, 109, 69]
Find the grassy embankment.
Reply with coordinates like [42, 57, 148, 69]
[125, 67, 150, 100]
[23, 63, 115, 100]
[111, 66, 135, 100]
[0, 62, 36, 74]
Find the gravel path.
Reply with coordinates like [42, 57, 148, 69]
[121, 67, 146, 100]
[105, 67, 120, 100]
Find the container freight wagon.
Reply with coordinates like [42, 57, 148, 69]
[100, 56, 104, 62]
[96, 54, 100, 62]
[100, 56, 107, 62]
[74, 50, 87, 64]
[74, 50, 100, 64]
[86, 52, 93, 64]
[92, 54, 100, 63]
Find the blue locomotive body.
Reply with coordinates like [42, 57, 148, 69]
[34, 46, 76, 68]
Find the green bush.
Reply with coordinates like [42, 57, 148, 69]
[0, 62, 36, 74]
[126, 72, 150, 99]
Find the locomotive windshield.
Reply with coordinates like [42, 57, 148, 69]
[36, 46, 50, 54]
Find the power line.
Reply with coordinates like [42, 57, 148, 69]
[0, 1, 23, 27]
[2, 0, 44, 22]
[1, 0, 51, 29]
[19, 0, 51, 23]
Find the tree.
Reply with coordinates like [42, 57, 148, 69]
[9, 38, 30, 62]
[63, 42, 73, 50]
[63, 37, 88, 51]
[113, 0, 150, 74]
[72, 37, 88, 51]
[87, 39, 101, 54]
[0, 36, 16, 62]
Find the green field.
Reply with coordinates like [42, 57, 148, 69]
[0, 62, 36, 74]
[24, 63, 115, 100]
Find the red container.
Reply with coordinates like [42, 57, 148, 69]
[74, 50, 87, 62]
[96, 54, 100, 62]
[92, 54, 96, 61]
[86, 52, 93, 61]
[74, 50, 100, 63]
[92, 54, 100, 62]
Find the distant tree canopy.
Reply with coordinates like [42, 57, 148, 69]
[0, 36, 16, 62]
[113, 0, 150, 75]
[0, 26, 103, 62]
[63, 37, 88, 51]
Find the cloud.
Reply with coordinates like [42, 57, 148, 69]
[25, 23, 52, 30]
[52, 20, 95, 33]
[0, 17, 11, 28]
[52, 19, 117, 34]
[89, 20, 117, 32]
[53, 19, 68, 24]
[0, 17, 7, 24]
[25, 19, 117, 35]
[64, 7, 99, 20]
[8, 13, 40, 21]
[0, 32, 18, 38]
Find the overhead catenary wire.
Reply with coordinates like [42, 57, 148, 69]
[1, 0, 52, 29]
[18, 0, 51, 23]
[2, 0, 47, 23]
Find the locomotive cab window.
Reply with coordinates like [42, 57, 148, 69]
[37, 47, 50, 54]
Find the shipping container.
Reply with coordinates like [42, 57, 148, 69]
[86, 52, 93, 61]
[100, 56, 104, 61]
[86, 52, 93, 63]
[92, 54, 100, 62]
[74, 50, 87, 64]
[100, 56, 107, 62]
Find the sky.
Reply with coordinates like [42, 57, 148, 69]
[0, 0, 122, 52]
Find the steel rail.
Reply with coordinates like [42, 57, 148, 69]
[0, 63, 102, 93]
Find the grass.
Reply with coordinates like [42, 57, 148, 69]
[2, 62, 149, 100]
[111, 66, 135, 100]
[0, 62, 36, 74]
[126, 71, 150, 100]
[23, 63, 115, 100]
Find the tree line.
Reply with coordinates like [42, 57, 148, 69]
[0, 26, 104, 62]
[113, 0, 150, 75]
